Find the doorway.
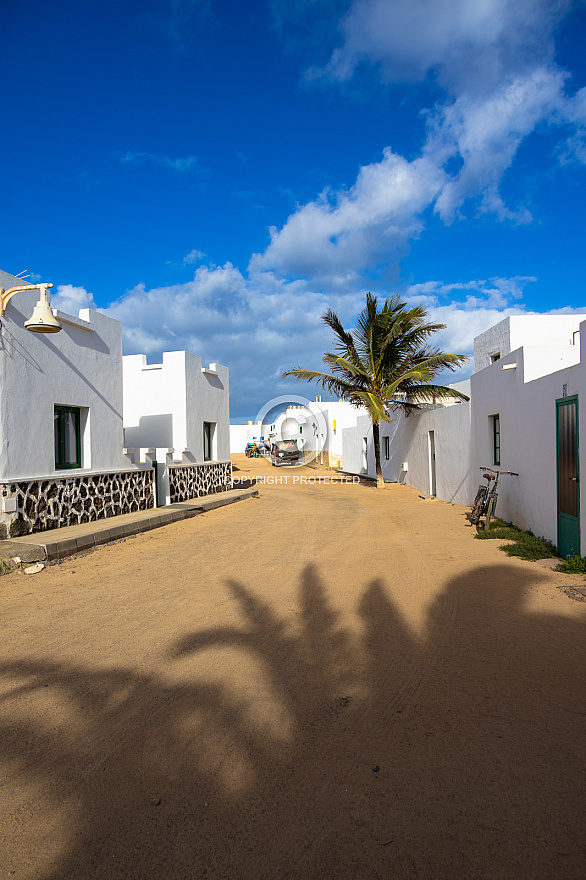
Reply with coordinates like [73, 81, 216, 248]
[429, 431, 437, 497]
[557, 396, 580, 557]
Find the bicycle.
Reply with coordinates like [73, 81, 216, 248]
[470, 467, 518, 530]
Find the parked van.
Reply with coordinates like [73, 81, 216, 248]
[271, 439, 300, 466]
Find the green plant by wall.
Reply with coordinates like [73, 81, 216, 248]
[475, 519, 559, 561]
[555, 554, 586, 574]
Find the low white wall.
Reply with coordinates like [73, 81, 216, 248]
[230, 423, 269, 453]
[231, 424, 250, 453]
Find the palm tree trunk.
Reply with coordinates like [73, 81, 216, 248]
[372, 421, 384, 488]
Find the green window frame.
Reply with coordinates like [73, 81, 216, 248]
[492, 414, 501, 466]
[383, 436, 390, 461]
[54, 406, 82, 469]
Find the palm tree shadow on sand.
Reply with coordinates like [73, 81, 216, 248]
[1, 563, 585, 880]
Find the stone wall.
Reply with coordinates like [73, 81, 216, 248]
[0, 469, 154, 538]
[168, 461, 232, 503]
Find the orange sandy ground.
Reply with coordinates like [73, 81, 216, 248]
[1, 454, 585, 880]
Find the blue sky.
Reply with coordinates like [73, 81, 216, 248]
[3, 0, 586, 419]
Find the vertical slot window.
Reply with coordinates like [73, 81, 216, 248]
[492, 415, 501, 466]
[203, 422, 212, 462]
[54, 406, 82, 469]
[383, 436, 390, 460]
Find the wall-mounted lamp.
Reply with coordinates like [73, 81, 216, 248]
[0, 282, 62, 333]
[501, 362, 517, 371]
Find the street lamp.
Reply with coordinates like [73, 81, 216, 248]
[0, 282, 62, 333]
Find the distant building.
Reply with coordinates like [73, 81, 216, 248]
[123, 351, 231, 505]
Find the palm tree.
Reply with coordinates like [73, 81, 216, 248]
[282, 293, 469, 488]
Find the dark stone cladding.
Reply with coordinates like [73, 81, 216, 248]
[0, 469, 155, 538]
[168, 461, 232, 503]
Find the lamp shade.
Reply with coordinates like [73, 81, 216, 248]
[24, 298, 62, 333]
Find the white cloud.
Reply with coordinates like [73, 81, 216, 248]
[103, 265, 361, 416]
[317, 0, 570, 95]
[251, 66, 567, 281]
[96, 1, 585, 414]
[182, 249, 206, 265]
[118, 151, 206, 174]
[407, 276, 536, 309]
[296, 0, 584, 241]
[252, 61, 573, 282]
[558, 85, 586, 163]
[251, 150, 446, 278]
[51, 284, 97, 315]
[426, 66, 567, 221]
[101, 261, 550, 416]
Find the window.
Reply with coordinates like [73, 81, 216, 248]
[54, 406, 82, 469]
[203, 422, 213, 461]
[491, 414, 501, 466]
[491, 352, 501, 363]
[383, 436, 390, 460]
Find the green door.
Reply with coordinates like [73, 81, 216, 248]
[557, 396, 580, 557]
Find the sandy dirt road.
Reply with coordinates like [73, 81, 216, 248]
[1, 454, 585, 880]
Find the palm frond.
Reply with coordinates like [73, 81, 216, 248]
[282, 367, 364, 401]
[353, 391, 391, 423]
[282, 294, 468, 445]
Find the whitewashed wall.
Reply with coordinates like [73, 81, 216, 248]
[186, 356, 230, 462]
[342, 414, 372, 476]
[123, 351, 230, 462]
[319, 401, 362, 467]
[469, 332, 586, 549]
[230, 423, 263, 453]
[341, 391, 473, 502]
[0, 269, 134, 481]
[474, 315, 585, 372]
[362, 315, 586, 552]
[393, 401, 473, 502]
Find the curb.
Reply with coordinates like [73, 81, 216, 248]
[0, 487, 259, 565]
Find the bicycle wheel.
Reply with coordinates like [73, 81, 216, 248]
[484, 494, 497, 531]
[470, 487, 486, 523]
[473, 484, 485, 507]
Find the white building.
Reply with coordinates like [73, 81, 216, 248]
[0, 268, 153, 538]
[123, 351, 231, 505]
[230, 422, 266, 454]
[468, 318, 585, 556]
[341, 380, 472, 498]
[343, 314, 586, 557]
